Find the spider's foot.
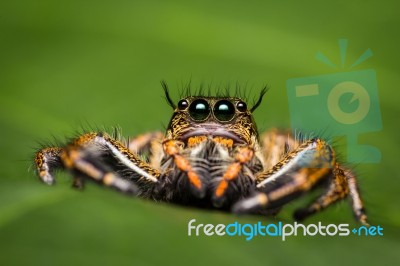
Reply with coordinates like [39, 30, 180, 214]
[38, 171, 55, 185]
[232, 193, 269, 214]
[72, 176, 85, 190]
[353, 208, 369, 226]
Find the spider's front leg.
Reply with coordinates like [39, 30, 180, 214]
[35, 132, 161, 195]
[233, 138, 368, 225]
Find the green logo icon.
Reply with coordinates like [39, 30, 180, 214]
[286, 40, 382, 163]
[327, 81, 370, 125]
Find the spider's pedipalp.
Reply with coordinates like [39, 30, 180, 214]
[212, 146, 256, 207]
[163, 139, 208, 198]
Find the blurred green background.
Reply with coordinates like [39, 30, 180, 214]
[1, 0, 399, 265]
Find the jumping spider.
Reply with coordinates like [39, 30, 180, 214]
[34, 83, 368, 225]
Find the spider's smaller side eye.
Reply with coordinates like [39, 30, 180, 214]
[236, 101, 247, 112]
[178, 99, 189, 110]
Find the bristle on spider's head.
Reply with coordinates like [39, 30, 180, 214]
[162, 81, 269, 111]
[250, 86, 269, 112]
[161, 80, 176, 109]
[177, 81, 268, 100]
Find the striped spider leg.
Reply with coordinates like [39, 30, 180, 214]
[35, 132, 163, 195]
[233, 129, 369, 225]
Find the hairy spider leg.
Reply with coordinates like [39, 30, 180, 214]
[345, 169, 369, 225]
[232, 139, 335, 213]
[35, 146, 90, 189]
[260, 129, 362, 221]
[35, 147, 64, 185]
[59, 132, 160, 194]
[232, 128, 302, 215]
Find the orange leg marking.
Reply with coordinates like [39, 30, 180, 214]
[222, 162, 242, 180]
[187, 171, 202, 190]
[163, 140, 203, 190]
[215, 180, 228, 197]
[214, 147, 254, 198]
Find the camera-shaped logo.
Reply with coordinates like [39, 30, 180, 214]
[286, 40, 382, 163]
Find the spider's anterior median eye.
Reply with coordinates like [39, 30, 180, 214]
[178, 99, 189, 110]
[189, 99, 210, 121]
[236, 101, 247, 112]
[214, 100, 235, 122]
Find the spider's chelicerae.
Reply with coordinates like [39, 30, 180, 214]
[34, 83, 368, 225]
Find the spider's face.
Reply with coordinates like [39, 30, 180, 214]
[166, 96, 258, 145]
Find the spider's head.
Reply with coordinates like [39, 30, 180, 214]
[162, 82, 267, 145]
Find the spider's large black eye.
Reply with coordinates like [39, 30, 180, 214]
[214, 100, 235, 122]
[189, 99, 210, 121]
[178, 99, 189, 110]
[236, 101, 247, 112]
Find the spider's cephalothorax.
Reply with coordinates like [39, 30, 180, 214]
[34, 83, 369, 225]
[166, 95, 259, 144]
